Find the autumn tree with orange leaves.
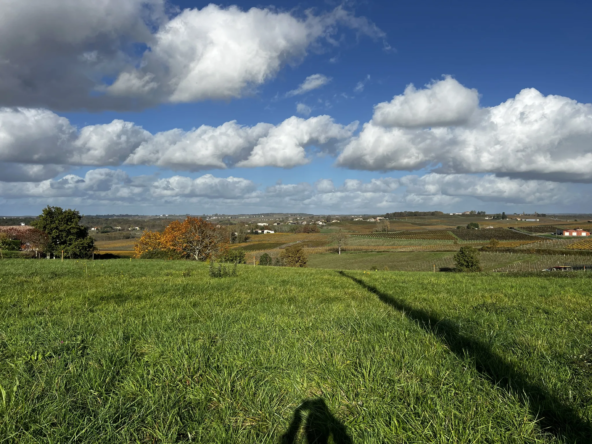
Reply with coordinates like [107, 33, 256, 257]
[135, 217, 229, 261]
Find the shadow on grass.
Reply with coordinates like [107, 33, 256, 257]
[337, 271, 592, 443]
[280, 398, 353, 444]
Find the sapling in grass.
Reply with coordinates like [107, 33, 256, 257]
[209, 260, 238, 278]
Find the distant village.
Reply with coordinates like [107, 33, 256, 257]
[2, 211, 592, 238]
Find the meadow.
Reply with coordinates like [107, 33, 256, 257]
[1, 260, 591, 442]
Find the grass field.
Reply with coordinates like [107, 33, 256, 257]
[308, 251, 455, 271]
[454, 228, 536, 241]
[1, 260, 592, 442]
[306, 251, 591, 272]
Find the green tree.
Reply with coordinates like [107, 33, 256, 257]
[454, 246, 482, 272]
[280, 244, 307, 267]
[466, 222, 480, 229]
[31, 206, 94, 258]
[259, 253, 273, 266]
[501, 212, 507, 220]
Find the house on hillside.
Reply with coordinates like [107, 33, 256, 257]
[257, 223, 268, 226]
[556, 228, 590, 236]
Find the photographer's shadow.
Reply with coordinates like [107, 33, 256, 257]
[281, 398, 353, 444]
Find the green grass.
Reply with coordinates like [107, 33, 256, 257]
[308, 251, 455, 270]
[1, 260, 592, 442]
[307, 251, 556, 272]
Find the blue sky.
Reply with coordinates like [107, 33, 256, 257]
[1, 0, 591, 215]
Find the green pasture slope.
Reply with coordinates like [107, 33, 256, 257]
[1, 260, 591, 443]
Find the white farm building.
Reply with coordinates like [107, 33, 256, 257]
[556, 228, 590, 237]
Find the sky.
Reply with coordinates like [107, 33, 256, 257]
[1, 0, 591, 216]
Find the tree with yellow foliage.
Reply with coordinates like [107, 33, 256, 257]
[135, 217, 229, 261]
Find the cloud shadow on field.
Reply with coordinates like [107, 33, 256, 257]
[280, 398, 353, 444]
[337, 271, 592, 443]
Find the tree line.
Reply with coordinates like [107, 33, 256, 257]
[1, 206, 94, 259]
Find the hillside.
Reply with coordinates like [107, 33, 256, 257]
[1, 261, 591, 442]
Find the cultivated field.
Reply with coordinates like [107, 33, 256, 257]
[307, 251, 592, 272]
[1, 260, 591, 442]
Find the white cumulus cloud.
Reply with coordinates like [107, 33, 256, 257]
[0, 108, 151, 169]
[372, 76, 480, 128]
[0, 109, 358, 177]
[0, 2, 385, 110]
[236, 116, 358, 168]
[126, 121, 273, 170]
[151, 174, 257, 199]
[401, 174, 568, 205]
[338, 79, 592, 182]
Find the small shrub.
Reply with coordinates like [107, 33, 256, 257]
[466, 222, 480, 230]
[209, 260, 238, 278]
[370, 265, 378, 271]
[259, 253, 272, 266]
[454, 246, 482, 272]
[280, 244, 307, 267]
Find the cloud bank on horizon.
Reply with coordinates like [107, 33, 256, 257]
[0, 0, 590, 214]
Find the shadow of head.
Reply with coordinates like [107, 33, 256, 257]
[281, 398, 353, 444]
